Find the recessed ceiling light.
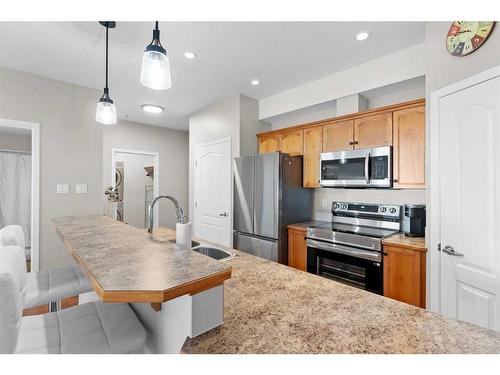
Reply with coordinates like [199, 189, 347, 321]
[356, 32, 370, 41]
[184, 51, 196, 59]
[251, 80, 260, 86]
[142, 104, 164, 114]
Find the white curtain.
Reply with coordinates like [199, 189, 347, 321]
[0, 151, 31, 252]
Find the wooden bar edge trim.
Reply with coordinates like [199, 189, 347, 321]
[381, 241, 428, 252]
[257, 98, 426, 137]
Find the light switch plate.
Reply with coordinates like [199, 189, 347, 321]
[75, 184, 88, 194]
[57, 184, 70, 194]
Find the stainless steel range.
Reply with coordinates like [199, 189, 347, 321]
[306, 201, 401, 294]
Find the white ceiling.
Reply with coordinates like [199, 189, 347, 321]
[0, 22, 425, 131]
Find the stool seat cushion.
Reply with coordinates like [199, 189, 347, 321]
[16, 301, 147, 354]
[24, 265, 92, 309]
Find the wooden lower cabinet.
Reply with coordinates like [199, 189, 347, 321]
[288, 227, 307, 271]
[383, 245, 426, 308]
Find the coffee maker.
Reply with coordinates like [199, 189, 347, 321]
[402, 204, 426, 237]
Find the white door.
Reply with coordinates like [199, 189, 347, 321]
[194, 139, 231, 247]
[439, 76, 500, 331]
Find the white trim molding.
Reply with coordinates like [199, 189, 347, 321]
[429, 64, 500, 313]
[0, 118, 40, 272]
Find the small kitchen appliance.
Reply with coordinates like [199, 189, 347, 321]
[402, 204, 426, 237]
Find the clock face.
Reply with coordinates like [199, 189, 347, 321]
[446, 21, 495, 56]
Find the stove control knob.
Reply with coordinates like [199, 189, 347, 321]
[334, 203, 340, 209]
[342, 204, 348, 209]
[389, 207, 397, 214]
[380, 207, 387, 213]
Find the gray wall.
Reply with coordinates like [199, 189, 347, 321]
[0, 67, 103, 270]
[0, 132, 32, 151]
[239, 95, 270, 157]
[103, 120, 189, 229]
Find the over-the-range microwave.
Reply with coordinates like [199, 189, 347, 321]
[319, 146, 392, 188]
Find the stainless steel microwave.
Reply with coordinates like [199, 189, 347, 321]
[319, 146, 392, 188]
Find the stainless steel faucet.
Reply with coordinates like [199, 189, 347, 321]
[147, 195, 187, 234]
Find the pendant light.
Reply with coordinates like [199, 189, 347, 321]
[140, 21, 171, 90]
[96, 21, 117, 125]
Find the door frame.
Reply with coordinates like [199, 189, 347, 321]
[429, 64, 500, 313]
[111, 148, 159, 227]
[0, 118, 40, 272]
[193, 137, 232, 247]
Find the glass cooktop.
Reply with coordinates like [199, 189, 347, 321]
[310, 221, 398, 239]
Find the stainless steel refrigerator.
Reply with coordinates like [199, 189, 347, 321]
[233, 152, 313, 264]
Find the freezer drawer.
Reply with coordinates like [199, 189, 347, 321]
[233, 232, 279, 262]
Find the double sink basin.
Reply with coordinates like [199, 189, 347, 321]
[169, 239, 234, 261]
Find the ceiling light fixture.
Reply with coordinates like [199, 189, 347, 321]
[96, 21, 117, 125]
[356, 32, 370, 41]
[140, 21, 171, 90]
[251, 79, 260, 86]
[142, 104, 164, 113]
[184, 51, 196, 59]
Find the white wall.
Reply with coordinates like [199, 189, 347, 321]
[0, 66, 103, 270]
[103, 120, 189, 229]
[259, 43, 426, 119]
[239, 95, 270, 156]
[265, 101, 337, 130]
[0, 131, 32, 151]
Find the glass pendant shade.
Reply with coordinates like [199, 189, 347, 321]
[140, 49, 171, 90]
[96, 92, 117, 125]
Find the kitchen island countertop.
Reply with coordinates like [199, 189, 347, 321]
[178, 228, 500, 354]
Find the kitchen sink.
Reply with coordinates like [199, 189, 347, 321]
[192, 246, 232, 260]
[168, 239, 201, 248]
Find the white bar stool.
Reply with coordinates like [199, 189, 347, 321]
[0, 225, 92, 312]
[0, 245, 147, 354]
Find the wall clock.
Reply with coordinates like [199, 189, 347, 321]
[446, 21, 495, 56]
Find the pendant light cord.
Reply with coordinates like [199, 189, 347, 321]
[105, 25, 109, 90]
[155, 21, 159, 31]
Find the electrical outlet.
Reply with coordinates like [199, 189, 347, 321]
[75, 184, 88, 194]
[56, 184, 70, 194]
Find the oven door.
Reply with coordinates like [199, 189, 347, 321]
[320, 149, 370, 187]
[307, 239, 383, 294]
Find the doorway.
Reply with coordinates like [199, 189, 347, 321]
[110, 148, 159, 228]
[430, 65, 500, 331]
[193, 138, 232, 247]
[0, 118, 40, 272]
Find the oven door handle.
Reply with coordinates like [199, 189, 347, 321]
[364, 152, 370, 185]
[307, 239, 381, 262]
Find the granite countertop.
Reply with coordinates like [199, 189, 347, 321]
[179, 236, 500, 353]
[52, 215, 231, 304]
[382, 233, 427, 251]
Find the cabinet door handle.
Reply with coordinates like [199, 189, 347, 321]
[349, 141, 354, 145]
[393, 179, 399, 183]
[353, 141, 359, 145]
[383, 251, 388, 256]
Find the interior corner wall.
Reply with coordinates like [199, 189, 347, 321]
[0, 66, 103, 270]
[102, 120, 189, 229]
[239, 95, 270, 157]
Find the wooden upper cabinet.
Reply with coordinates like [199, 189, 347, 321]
[322, 120, 354, 152]
[383, 244, 426, 308]
[354, 113, 393, 149]
[303, 126, 322, 188]
[258, 134, 279, 154]
[393, 106, 426, 189]
[279, 130, 304, 156]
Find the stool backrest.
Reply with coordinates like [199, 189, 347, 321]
[0, 245, 27, 354]
[0, 225, 25, 251]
